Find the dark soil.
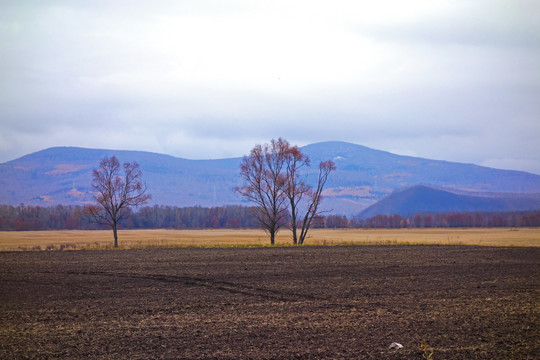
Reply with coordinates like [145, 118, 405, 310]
[0, 246, 538, 359]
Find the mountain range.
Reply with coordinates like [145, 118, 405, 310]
[1, 141, 540, 216]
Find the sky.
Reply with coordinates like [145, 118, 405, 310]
[1, 0, 539, 174]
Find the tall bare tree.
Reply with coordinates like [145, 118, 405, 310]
[295, 160, 336, 244]
[236, 138, 289, 244]
[283, 145, 311, 244]
[86, 156, 151, 247]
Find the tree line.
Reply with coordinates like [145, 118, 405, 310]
[2, 203, 539, 231]
[351, 211, 540, 228]
[0, 204, 256, 231]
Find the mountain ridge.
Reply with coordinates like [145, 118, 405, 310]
[2, 141, 540, 215]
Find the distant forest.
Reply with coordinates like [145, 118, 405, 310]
[1, 204, 539, 231]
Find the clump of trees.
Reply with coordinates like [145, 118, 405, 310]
[236, 138, 335, 244]
[84, 156, 151, 247]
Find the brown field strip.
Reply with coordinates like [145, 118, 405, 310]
[1, 246, 539, 358]
[0, 227, 539, 251]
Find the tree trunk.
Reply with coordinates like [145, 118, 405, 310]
[270, 229, 275, 245]
[113, 223, 118, 248]
[298, 216, 311, 245]
[291, 223, 298, 245]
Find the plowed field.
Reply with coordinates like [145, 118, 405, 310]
[0, 246, 538, 359]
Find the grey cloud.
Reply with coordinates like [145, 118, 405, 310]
[353, 1, 540, 49]
[0, 1, 539, 175]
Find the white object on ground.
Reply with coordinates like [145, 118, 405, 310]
[389, 342, 403, 350]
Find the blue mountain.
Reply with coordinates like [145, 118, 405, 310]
[1, 142, 539, 215]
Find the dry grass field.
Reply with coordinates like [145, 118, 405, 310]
[0, 227, 539, 251]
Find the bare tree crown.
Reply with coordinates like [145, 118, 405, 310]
[86, 156, 151, 247]
[237, 138, 335, 244]
[236, 139, 291, 244]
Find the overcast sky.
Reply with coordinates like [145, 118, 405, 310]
[1, 0, 539, 174]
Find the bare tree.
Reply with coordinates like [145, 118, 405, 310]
[238, 138, 335, 245]
[283, 145, 311, 244]
[283, 144, 336, 244]
[236, 139, 289, 245]
[85, 156, 151, 247]
[295, 160, 336, 244]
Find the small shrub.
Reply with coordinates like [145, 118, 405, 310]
[420, 340, 434, 359]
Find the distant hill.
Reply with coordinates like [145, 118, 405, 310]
[0, 147, 241, 209]
[2, 142, 540, 215]
[357, 185, 540, 219]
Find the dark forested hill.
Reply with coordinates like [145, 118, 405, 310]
[357, 185, 540, 218]
[2, 142, 540, 215]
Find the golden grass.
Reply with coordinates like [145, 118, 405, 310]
[0, 228, 539, 251]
